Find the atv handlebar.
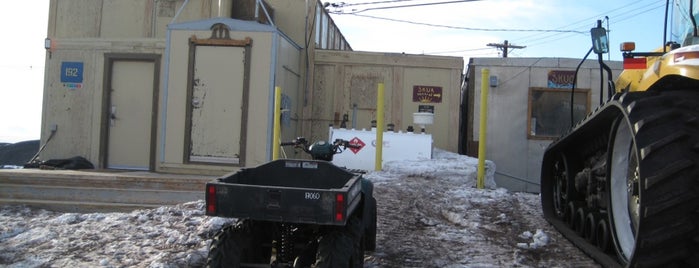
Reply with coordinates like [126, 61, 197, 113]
[280, 137, 358, 150]
[334, 139, 362, 149]
[280, 137, 360, 161]
[280, 137, 308, 148]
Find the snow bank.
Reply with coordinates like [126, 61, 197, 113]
[369, 148, 497, 189]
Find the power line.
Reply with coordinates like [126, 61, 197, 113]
[515, 0, 664, 49]
[330, 0, 421, 7]
[520, 2, 664, 52]
[337, 13, 587, 33]
[487, 40, 525, 58]
[514, 0, 659, 45]
[329, 0, 666, 57]
[329, 0, 481, 14]
[424, 47, 492, 54]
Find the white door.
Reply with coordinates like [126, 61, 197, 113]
[188, 45, 245, 164]
[107, 60, 155, 170]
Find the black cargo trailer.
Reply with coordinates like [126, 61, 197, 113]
[204, 138, 377, 268]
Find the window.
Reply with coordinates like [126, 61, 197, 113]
[320, 13, 329, 48]
[315, 5, 321, 47]
[527, 87, 590, 139]
[328, 24, 335, 49]
[314, 1, 351, 51]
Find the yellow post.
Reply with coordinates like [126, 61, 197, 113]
[375, 83, 385, 171]
[477, 69, 489, 189]
[272, 86, 282, 160]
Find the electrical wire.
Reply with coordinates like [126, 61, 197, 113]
[514, 0, 662, 45]
[423, 47, 492, 54]
[330, 0, 423, 7]
[330, 0, 481, 14]
[341, 13, 587, 33]
[330, 0, 666, 55]
[515, 0, 665, 50]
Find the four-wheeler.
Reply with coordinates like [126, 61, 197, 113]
[540, 1, 699, 267]
[204, 137, 377, 267]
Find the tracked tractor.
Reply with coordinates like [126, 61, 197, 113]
[540, 1, 699, 267]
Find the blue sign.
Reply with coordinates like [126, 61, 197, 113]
[61, 62, 84, 83]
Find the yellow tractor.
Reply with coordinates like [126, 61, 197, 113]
[540, 0, 699, 267]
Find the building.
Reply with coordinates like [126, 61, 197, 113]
[40, 0, 464, 175]
[462, 57, 622, 192]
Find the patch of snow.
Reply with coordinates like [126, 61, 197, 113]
[0, 148, 599, 267]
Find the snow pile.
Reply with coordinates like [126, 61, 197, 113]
[517, 229, 550, 249]
[0, 149, 598, 267]
[375, 148, 497, 188]
[362, 150, 596, 267]
[0, 202, 234, 267]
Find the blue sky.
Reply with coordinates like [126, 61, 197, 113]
[329, 0, 667, 60]
[0, 0, 667, 143]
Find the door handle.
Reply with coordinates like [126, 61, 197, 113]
[110, 106, 117, 126]
[192, 97, 202, 108]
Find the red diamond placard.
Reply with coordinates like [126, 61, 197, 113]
[348, 137, 365, 154]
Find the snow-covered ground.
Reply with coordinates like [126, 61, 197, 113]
[0, 149, 599, 267]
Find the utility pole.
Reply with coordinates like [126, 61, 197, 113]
[487, 40, 526, 58]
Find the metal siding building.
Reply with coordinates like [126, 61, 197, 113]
[40, 0, 464, 175]
[464, 57, 622, 192]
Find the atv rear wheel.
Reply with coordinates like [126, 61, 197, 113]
[206, 220, 269, 268]
[314, 216, 364, 268]
[314, 228, 353, 268]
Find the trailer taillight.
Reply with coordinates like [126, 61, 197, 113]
[335, 193, 345, 222]
[206, 185, 216, 214]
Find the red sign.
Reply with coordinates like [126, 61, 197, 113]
[623, 58, 647, 69]
[412, 85, 442, 103]
[547, 70, 575, 88]
[348, 137, 365, 154]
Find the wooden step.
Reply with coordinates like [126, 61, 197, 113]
[0, 169, 218, 212]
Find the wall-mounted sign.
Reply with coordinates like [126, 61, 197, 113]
[418, 105, 434, 113]
[412, 85, 442, 103]
[61, 62, 84, 89]
[61, 62, 83, 83]
[547, 70, 575, 89]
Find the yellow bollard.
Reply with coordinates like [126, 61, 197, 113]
[477, 69, 489, 189]
[272, 86, 282, 160]
[375, 83, 385, 171]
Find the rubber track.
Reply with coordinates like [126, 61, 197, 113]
[623, 90, 699, 267]
[542, 90, 699, 268]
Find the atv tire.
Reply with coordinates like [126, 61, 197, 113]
[365, 196, 378, 251]
[314, 217, 364, 268]
[206, 220, 268, 268]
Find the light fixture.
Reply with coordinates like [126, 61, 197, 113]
[44, 37, 51, 50]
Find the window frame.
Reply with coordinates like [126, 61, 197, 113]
[526, 87, 591, 140]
